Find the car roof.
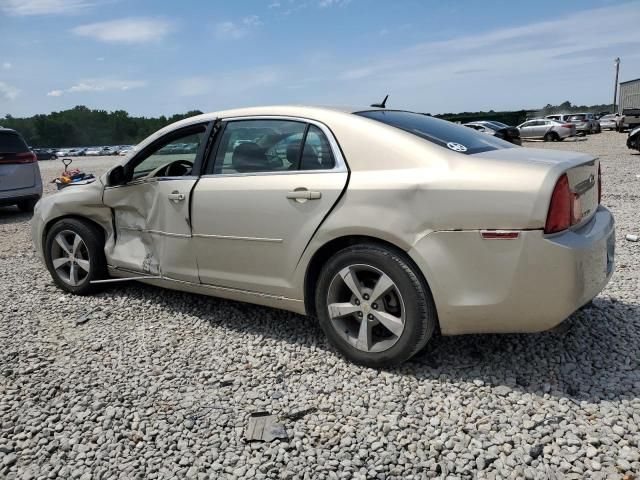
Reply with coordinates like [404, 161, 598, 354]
[173, 105, 382, 124]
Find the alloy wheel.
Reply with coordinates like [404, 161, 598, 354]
[326, 264, 406, 353]
[50, 230, 91, 286]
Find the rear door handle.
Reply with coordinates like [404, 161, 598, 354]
[286, 190, 322, 201]
[168, 191, 185, 202]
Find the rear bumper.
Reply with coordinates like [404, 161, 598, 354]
[0, 185, 42, 207]
[408, 206, 615, 335]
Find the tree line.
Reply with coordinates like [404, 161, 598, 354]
[1, 106, 203, 148]
[2, 101, 614, 148]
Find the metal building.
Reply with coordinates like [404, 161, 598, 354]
[619, 77, 640, 112]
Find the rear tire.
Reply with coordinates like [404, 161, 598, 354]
[314, 243, 437, 367]
[44, 218, 107, 295]
[17, 198, 39, 213]
[543, 132, 558, 142]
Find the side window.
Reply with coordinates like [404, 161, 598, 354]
[213, 120, 306, 174]
[300, 125, 336, 170]
[132, 126, 206, 180]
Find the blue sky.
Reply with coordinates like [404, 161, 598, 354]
[1, 0, 639, 117]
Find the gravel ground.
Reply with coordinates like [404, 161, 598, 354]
[1, 132, 639, 479]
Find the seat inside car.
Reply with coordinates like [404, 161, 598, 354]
[231, 142, 271, 173]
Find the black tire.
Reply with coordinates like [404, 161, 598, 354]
[44, 218, 107, 295]
[17, 198, 39, 213]
[314, 243, 437, 367]
[543, 132, 557, 142]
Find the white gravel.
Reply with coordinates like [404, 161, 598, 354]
[1, 132, 639, 479]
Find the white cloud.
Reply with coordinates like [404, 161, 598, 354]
[214, 15, 262, 40]
[72, 17, 175, 44]
[47, 78, 146, 96]
[318, 0, 351, 7]
[177, 68, 280, 97]
[2, 62, 12, 70]
[0, 0, 96, 15]
[0, 81, 19, 100]
[268, 1, 280, 7]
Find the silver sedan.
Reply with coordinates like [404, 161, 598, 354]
[31, 106, 615, 366]
[517, 119, 576, 141]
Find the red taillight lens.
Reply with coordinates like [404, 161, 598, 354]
[14, 152, 37, 164]
[545, 174, 571, 234]
[598, 163, 602, 204]
[561, 124, 573, 128]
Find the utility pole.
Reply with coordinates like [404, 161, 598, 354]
[613, 57, 620, 113]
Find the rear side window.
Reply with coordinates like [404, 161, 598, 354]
[300, 125, 335, 170]
[0, 131, 29, 153]
[355, 110, 513, 155]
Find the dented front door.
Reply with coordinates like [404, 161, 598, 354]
[103, 177, 198, 281]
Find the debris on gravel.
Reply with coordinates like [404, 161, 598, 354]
[1, 134, 639, 479]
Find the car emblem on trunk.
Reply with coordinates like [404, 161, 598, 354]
[446, 142, 467, 152]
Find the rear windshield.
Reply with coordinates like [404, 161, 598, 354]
[570, 115, 586, 121]
[0, 131, 29, 153]
[354, 110, 514, 155]
[623, 108, 640, 116]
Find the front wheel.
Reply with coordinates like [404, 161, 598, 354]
[315, 244, 437, 367]
[44, 218, 107, 295]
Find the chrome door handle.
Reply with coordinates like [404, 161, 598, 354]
[286, 190, 322, 200]
[168, 191, 185, 202]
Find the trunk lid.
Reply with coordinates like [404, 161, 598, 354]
[0, 162, 36, 191]
[0, 130, 36, 191]
[473, 147, 600, 227]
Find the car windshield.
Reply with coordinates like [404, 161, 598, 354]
[0, 131, 29, 153]
[355, 111, 513, 155]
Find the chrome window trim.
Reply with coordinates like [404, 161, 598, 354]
[203, 115, 348, 178]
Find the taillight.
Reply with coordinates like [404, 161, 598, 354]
[545, 174, 571, 234]
[14, 152, 37, 164]
[598, 163, 602, 204]
[561, 124, 573, 128]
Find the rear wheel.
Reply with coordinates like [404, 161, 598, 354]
[315, 243, 437, 367]
[44, 218, 107, 295]
[543, 131, 558, 142]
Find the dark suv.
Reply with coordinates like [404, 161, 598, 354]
[0, 127, 43, 212]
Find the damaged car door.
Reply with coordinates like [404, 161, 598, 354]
[103, 122, 210, 281]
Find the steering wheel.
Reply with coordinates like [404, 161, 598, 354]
[147, 159, 194, 178]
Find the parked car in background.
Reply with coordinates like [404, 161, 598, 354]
[85, 146, 111, 156]
[56, 148, 70, 157]
[627, 126, 640, 152]
[31, 106, 614, 366]
[621, 108, 640, 131]
[32, 148, 58, 160]
[545, 114, 572, 123]
[599, 114, 623, 131]
[463, 121, 521, 145]
[517, 119, 576, 141]
[117, 146, 134, 156]
[0, 127, 43, 212]
[567, 113, 600, 134]
[67, 148, 86, 156]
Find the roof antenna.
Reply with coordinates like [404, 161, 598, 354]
[371, 94, 388, 108]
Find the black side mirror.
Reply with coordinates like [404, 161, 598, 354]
[108, 165, 128, 186]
